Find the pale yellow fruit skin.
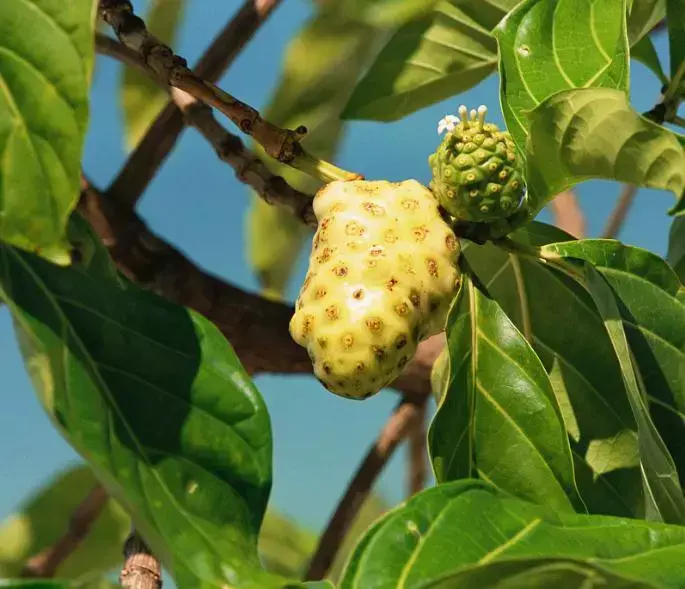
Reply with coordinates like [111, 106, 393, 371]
[290, 179, 461, 400]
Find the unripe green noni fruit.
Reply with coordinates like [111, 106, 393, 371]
[428, 105, 525, 223]
[289, 179, 461, 400]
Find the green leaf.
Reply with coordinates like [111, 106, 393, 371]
[342, 0, 521, 122]
[525, 88, 685, 216]
[536, 242, 685, 523]
[0, 464, 129, 580]
[321, 0, 441, 27]
[0, 582, 73, 589]
[428, 274, 582, 513]
[494, 0, 629, 154]
[339, 479, 685, 589]
[667, 0, 685, 79]
[667, 217, 685, 282]
[246, 13, 380, 297]
[120, 0, 185, 150]
[0, 0, 96, 264]
[627, 0, 666, 45]
[462, 223, 642, 518]
[631, 34, 668, 84]
[0, 224, 293, 589]
[303, 583, 335, 589]
[259, 510, 318, 579]
[421, 557, 665, 588]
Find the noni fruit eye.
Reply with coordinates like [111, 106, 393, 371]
[429, 105, 526, 223]
[289, 179, 461, 401]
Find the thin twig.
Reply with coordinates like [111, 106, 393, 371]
[550, 189, 586, 238]
[97, 38, 316, 225]
[98, 0, 361, 184]
[601, 184, 638, 238]
[304, 398, 425, 581]
[78, 177, 437, 399]
[407, 402, 428, 497]
[21, 485, 109, 578]
[120, 529, 162, 589]
[105, 0, 284, 207]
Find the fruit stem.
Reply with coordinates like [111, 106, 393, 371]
[294, 151, 365, 183]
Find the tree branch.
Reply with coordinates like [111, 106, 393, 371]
[105, 0, 284, 207]
[96, 37, 316, 226]
[601, 184, 638, 239]
[550, 189, 586, 238]
[98, 0, 361, 184]
[78, 177, 437, 398]
[21, 485, 109, 578]
[304, 398, 425, 581]
[120, 529, 162, 589]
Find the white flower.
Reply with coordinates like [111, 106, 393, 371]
[437, 115, 459, 135]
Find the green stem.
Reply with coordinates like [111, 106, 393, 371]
[664, 60, 685, 104]
[294, 151, 364, 184]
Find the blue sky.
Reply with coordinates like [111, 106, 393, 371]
[0, 0, 678, 540]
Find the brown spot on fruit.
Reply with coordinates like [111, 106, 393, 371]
[302, 314, 314, 336]
[395, 302, 409, 316]
[362, 202, 385, 216]
[398, 356, 409, 369]
[317, 337, 327, 349]
[322, 362, 332, 374]
[352, 288, 365, 300]
[356, 362, 365, 373]
[395, 334, 408, 349]
[330, 202, 345, 213]
[372, 346, 386, 362]
[402, 199, 419, 210]
[445, 234, 457, 251]
[320, 217, 332, 229]
[384, 229, 398, 243]
[387, 277, 399, 291]
[332, 264, 348, 277]
[426, 257, 439, 278]
[412, 226, 429, 242]
[317, 247, 333, 263]
[341, 333, 355, 349]
[326, 305, 339, 320]
[365, 317, 383, 333]
[369, 245, 384, 257]
[345, 221, 364, 236]
[409, 290, 421, 307]
[314, 286, 327, 299]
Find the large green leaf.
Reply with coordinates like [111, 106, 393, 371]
[246, 13, 380, 297]
[525, 88, 685, 216]
[428, 275, 582, 513]
[342, 0, 520, 122]
[0, 464, 129, 580]
[667, 0, 685, 79]
[0, 219, 295, 589]
[494, 0, 629, 155]
[539, 240, 685, 424]
[667, 217, 685, 283]
[580, 264, 685, 523]
[120, 0, 186, 150]
[0, 0, 96, 264]
[339, 479, 685, 589]
[462, 223, 642, 518]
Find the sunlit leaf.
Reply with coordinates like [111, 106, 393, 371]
[462, 223, 642, 517]
[339, 479, 685, 588]
[428, 274, 582, 513]
[525, 88, 685, 216]
[342, 0, 521, 122]
[494, 0, 629, 154]
[627, 0, 666, 44]
[0, 0, 97, 263]
[667, 217, 685, 282]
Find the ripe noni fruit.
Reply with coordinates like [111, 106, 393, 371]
[429, 105, 525, 223]
[289, 179, 461, 400]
